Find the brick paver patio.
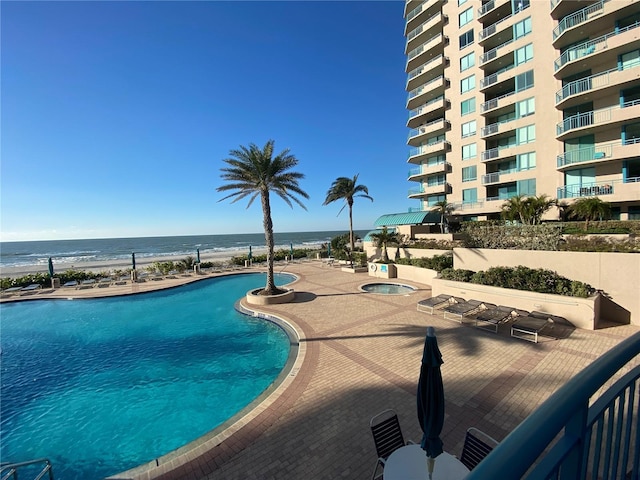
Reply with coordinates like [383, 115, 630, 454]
[5, 261, 638, 479]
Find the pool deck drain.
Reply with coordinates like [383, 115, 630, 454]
[4, 261, 639, 479]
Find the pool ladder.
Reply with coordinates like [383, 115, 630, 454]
[0, 458, 54, 480]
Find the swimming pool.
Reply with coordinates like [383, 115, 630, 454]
[0, 273, 295, 480]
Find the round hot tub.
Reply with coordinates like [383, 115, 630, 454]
[360, 282, 416, 295]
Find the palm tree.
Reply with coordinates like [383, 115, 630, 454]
[568, 197, 611, 231]
[527, 194, 556, 224]
[217, 140, 309, 295]
[431, 200, 455, 233]
[369, 226, 400, 263]
[501, 195, 528, 224]
[323, 174, 373, 262]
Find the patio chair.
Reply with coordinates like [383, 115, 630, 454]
[20, 284, 42, 294]
[472, 305, 523, 333]
[443, 300, 493, 323]
[416, 294, 463, 315]
[369, 409, 413, 480]
[97, 278, 112, 288]
[63, 280, 78, 288]
[460, 427, 499, 471]
[77, 279, 96, 289]
[1, 286, 23, 297]
[511, 311, 567, 343]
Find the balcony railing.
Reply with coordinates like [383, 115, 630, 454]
[406, 1, 425, 22]
[406, 11, 445, 43]
[478, 0, 495, 17]
[407, 33, 446, 63]
[407, 118, 449, 140]
[407, 75, 447, 102]
[557, 100, 640, 135]
[481, 167, 521, 185]
[480, 38, 516, 65]
[408, 95, 446, 120]
[553, 0, 604, 40]
[555, 67, 616, 104]
[468, 332, 640, 479]
[407, 54, 446, 84]
[480, 64, 515, 89]
[481, 91, 516, 113]
[557, 180, 615, 199]
[481, 118, 515, 137]
[557, 138, 640, 167]
[554, 21, 640, 71]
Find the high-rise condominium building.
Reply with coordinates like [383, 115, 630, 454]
[403, 0, 640, 221]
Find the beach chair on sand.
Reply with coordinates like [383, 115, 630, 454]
[443, 300, 494, 323]
[417, 294, 464, 315]
[511, 311, 569, 343]
[472, 305, 524, 333]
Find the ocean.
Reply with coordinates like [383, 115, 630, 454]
[0, 230, 369, 270]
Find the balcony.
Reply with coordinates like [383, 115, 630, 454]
[481, 91, 517, 114]
[555, 65, 640, 107]
[408, 182, 451, 198]
[407, 139, 451, 163]
[406, 54, 448, 92]
[407, 96, 450, 129]
[406, 12, 447, 53]
[479, 64, 516, 90]
[407, 118, 450, 146]
[406, 34, 448, 73]
[480, 143, 527, 163]
[556, 138, 640, 169]
[406, 75, 449, 110]
[481, 117, 520, 139]
[481, 167, 533, 185]
[553, 0, 605, 43]
[408, 162, 450, 180]
[468, 332, 640, 479]
[557, 180, 615, 199]
[554, 21, 640, 74]
[556, 101, 640, 138]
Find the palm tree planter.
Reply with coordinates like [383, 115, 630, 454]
[217, 140, 308, 305]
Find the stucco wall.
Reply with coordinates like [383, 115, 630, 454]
[452, 248, 639, 326]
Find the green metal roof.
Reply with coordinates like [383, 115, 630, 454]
[373, 211, 440, 227]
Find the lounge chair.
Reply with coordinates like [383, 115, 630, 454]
[114, 276, 128, 286]
[369, 409, 414, 480]
[511, 311, 567, 343]
[63, 280, 79, 288]
[97, 278, 112, 288]
[443, 300, 494, 323]
[473, 305, 524, 333]
[78, 279, 96, 289]
[20, 284, 42, 295]
[1, 286, 23, 297]
[417, 294, 463, 314]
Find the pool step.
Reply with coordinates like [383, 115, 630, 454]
[0, 458, 54, 480]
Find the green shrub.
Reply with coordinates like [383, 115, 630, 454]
[461, 222, 563, 250]
[396, 253, 453, 272]
[439, 268, 475, 282]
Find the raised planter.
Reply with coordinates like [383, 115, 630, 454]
[432, 278, 601, 330]
[341, 265, 368, 273]
[368, 263, 397, 279]
[245, 288, 295, 305]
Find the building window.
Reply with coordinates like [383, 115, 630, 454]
[517, 178, 536, 196]
[461, 97, 476, 116]
[426, 195, 446, 207]
[516, 125, 535, 144]
[515, 70, 534, 92]
[515, 44, 533, 65]
[426, 154, 446, 167]
[629, 206, 640, 220]
[458, 0, 468, 5]
[427, 174, 446, 187]
[459, 8, 473, 27]
[462, 165, 477, 182]
[460, 52, 475, 72]
[513, 17, 532, 39]
[620, 49, 640, 70]
[517, 152, 536, 170]
[459, 29, 474, 49]
[461, 75, 476, 93]
[462, 188, 478, 204]
[516, 97, 535, 117]
[462, 143, 477, 160]
[462, 120, 477, 138]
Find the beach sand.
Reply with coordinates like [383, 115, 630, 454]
[0, 245, 319, 278]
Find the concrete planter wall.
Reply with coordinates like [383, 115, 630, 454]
[395, 264, 439, 285]
[245, 288, 295, 305]
[432, 278, 601, 330]
[367, 263, 397, 279]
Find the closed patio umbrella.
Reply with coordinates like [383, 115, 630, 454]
[132, 252, 136, 270]
[417, 326, 445, 479]
[196, 248, 201, 264]
[290, 242, 294, 260]
[248, 245, 252, 262]
[48, 257, 54, 278]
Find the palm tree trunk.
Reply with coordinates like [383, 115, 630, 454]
[261, 189, 278, 294]
[440, 212, 445, 234]
[348, 200, 355, 266]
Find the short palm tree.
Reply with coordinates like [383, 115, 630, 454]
[369, 226, 400, 263]
[527, 194, 556, 224]
[323, 174, 373, 263]
[501, 195, 528, 224]
[431, 200, 455, 233]
[568, 197, 611, 231]
[217, 140, 309, 295]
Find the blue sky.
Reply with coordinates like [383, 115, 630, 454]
[1, 1, 411, 241]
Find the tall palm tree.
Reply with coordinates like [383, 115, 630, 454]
[431, 200, 455, 233]
[323, 174, 373, 261]
[369, 227, 400, 263]
[217, 140, 309, 295]
[568, 197, 611, 231]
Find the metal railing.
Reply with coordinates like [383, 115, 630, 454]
[407, 33, 446, 63]
[554, 21, 640, 71]
[407, 118, 449, 139]
[481, 167, 522, 184]
[407, 54, 446, 84]
[406, 1, 426, 22]
[408, 95, 446, 120]
[555, 138, 640, 167]
[553, 0, 605, 40]
[480, 63, 515, 89]
[557, 180, 616, 199]
[478, 0, 495, 17]
[406, 11, 444, 44]
[1, 458, 54, 480]
[407, 75, 447, 102]
[480, 38, 516, 65]
[557, 100, 640, 135]
[408, 139, 450, 158]
[468, 332, 640, 479]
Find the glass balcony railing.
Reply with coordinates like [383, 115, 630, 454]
[406, 12, 444, 43]
[407, 34, 445, 63]
[408, 139, 450, 158]
[407, 118, 448, 139]
[406, 54, 445, 84]
[406, 1, 426, 22]
[407, 75, 446, 102]
[553, 0, 604, 40]
[408, 95, 445, 120]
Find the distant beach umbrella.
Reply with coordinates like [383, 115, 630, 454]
[131, 252, 136, 270]
[196, 248, 201, 264]
[48, 257, 54, 278]
[248, 245, 252, 261]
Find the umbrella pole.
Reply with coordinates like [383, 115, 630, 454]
[428, 456, 435, 479]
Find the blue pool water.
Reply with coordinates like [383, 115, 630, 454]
[0, 273, 294, 480]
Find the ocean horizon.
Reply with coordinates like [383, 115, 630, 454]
[0, 230, 370, 270]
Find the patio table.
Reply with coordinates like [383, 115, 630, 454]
[384, 444, 469, 480]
